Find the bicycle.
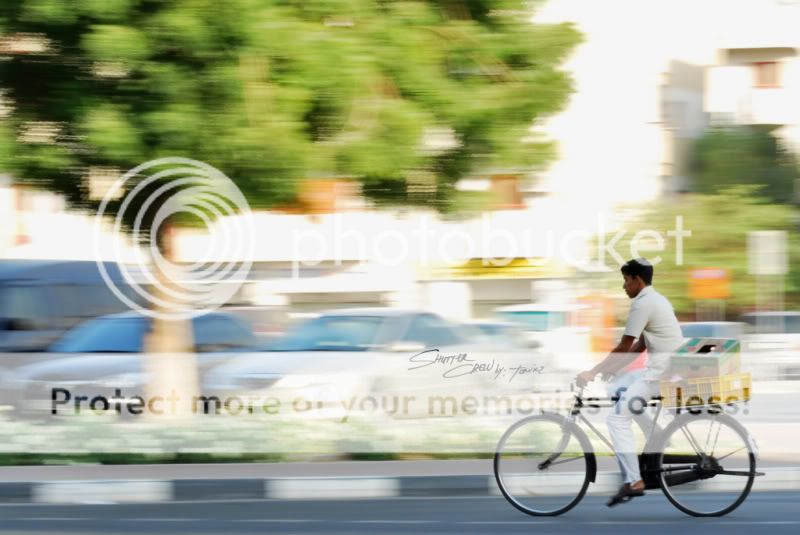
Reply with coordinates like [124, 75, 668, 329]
[493, 383, 763, 517]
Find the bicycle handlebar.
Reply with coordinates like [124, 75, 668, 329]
[570, 382, 586, 398]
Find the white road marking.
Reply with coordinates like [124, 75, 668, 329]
[12, 517, 90, 521]
[123, 518, 199, 522]
[232, 519, 315, 523]
[459, 520, 555, 524]
[351, 520, 440, 524]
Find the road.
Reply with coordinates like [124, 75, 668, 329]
[0, 492, 797, 534]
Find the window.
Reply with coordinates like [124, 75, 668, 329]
[786, 316, 800, 334]
[681, 323, 742, 339]
[753, 62, 780, 88]
[403, 314, 462, 348]
[0, 285, 52, 330]
[500, 311, 566, 331]
[743, 314, 778, 334]
[742, 314, 800, 334]
[269, 315, 384, 352]
[83, 284, 131, 317]
[50, 317, 148, 352]
[51, 285, 86, 328]
[193, 315, 256, 352]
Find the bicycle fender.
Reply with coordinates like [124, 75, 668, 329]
[586, 452, 597, 483]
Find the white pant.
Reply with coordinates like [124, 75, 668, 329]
[606, 371, 661, 484]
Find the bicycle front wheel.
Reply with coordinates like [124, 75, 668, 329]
[656, 411, 756, 517]
[494, 413, 593, 516]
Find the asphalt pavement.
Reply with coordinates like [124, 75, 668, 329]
[0, 492, 797, 534]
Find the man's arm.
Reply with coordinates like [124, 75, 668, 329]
[630, 336, 646, 355]
[576, 335, 646, 386]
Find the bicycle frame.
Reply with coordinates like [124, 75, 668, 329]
[555, 387, 761, 489]
[563, 387, 665, 455]
[554, 388, 718, 489]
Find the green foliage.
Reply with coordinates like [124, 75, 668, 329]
[21, 0, 79, 25]
[0, 122, 13, 170]
[691, 125, 799, 204]
[81, 105, 143, 162]
[610, 187, 800, 317]
[82, 24, 150, 65]
[1, 0, 581, 214]
[77, 0, 137, 23]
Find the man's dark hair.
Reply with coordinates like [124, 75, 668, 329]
[621, 258, 653, 285]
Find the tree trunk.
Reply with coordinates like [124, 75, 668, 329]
[142, 222, 198, 418]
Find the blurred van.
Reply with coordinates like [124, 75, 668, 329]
[0, 260, 140, 352]
[741, 311, 800, 350]
[740, 311, 800, 380]
[681, 321, 744, 340]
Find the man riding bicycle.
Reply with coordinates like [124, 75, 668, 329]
[576, 258, 684, 507]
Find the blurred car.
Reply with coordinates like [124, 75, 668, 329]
[204, 308, 472, 390]
[0, 260, 142, 352]
[4, 311, 263, 415]
[269, 308, 482, 352]
[49, 311, 260, 354]
[741, 312, 800, 350]
[203, 308, 544, 416]
[741, 311, 800, 380]
[680, 321, 744, 340]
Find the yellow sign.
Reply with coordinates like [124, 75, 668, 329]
[689, 268, 731, 300]
[422, 257, 570, 280]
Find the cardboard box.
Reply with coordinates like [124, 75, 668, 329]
[668, 338, 741, 379]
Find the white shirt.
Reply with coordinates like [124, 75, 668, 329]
[623, 286, 684, 381]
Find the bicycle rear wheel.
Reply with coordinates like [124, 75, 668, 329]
[656, 411, 756, 517]
[494, 413, 593, 516]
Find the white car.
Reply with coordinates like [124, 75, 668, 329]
[203, 308, 546, 418]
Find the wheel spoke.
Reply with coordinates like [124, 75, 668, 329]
[544, 455, 585, 467]
[710, 417, 723, 457]
[679, 423, 704, 455]
[715, 446, 747, 462]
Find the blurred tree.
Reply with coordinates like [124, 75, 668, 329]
[691, 125, 800, 204]
[0, 1, 580, 412]
[0, 0, 580, 210]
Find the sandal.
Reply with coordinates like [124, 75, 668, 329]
[607, 483, 645, 507]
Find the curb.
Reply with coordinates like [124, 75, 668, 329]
[2, 476, 485, 504]
[0, 468, 798, 504]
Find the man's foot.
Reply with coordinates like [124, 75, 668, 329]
[606, 481, 645, 507]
